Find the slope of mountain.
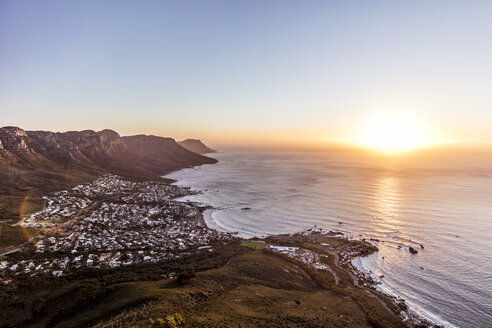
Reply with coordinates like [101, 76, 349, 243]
[178, 139, 216, 154]
[0, 126, 217, 221]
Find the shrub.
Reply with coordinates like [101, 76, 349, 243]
[151, 314, 184, 328]
[177, 268, 196, 285]
[173, 313, 183, 325]
[165, 313, 184, 328]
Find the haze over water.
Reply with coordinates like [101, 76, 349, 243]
[168, 149, 492, 328]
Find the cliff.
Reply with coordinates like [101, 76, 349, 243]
[178, 139, 216, 154]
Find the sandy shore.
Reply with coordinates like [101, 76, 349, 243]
[200, 208, 230, 233]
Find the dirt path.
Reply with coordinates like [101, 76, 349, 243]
[0, 245, 23, 256]
[3, 193, 120, 256]
[278, 245, 403, 323]
[326, 250, 359, 286]
[305, 249, 340, 286]
[322, 249, 401, 321]
[363, 288, 400, 318]
[325, 264, 339, 286]
[274, 254, 318, 286]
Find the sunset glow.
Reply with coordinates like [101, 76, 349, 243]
[357, 113, 431, 153]
[2, 2, 492, 327]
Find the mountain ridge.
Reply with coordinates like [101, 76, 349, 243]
[0, 126, 217, 221]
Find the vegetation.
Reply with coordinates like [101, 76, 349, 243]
[177, 268, 196, 285]
[240, 240, 266, 249]
[92, 249, 407, 328]
[151, 313, 184, 328]
[0, 225, 37, 248]
[0, 216, 414, 328]
[0, 238, 411, 328]
[0, 241, 248, 328]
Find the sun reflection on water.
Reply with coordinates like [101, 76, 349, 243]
[375, 176, 401, 221]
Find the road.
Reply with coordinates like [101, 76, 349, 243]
[0, 245, 23, 257]
[306, 247, 401, 322]
[1, 192, 125, 257]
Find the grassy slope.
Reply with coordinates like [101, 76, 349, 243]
[0, 225, 38, 248]
[0, 156, 98, 248]
[0, 166, 94, 249]
[0, 163, 97, 220]
[0, 241, 248, 328]
[0, 243, 407, 328]
[93, 251, 405, 328]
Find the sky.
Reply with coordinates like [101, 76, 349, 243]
[1, 0, 492, 149]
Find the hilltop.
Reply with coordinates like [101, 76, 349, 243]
[178, 139, 216, 154]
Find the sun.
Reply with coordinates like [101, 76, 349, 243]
[357, 112, 428, 153]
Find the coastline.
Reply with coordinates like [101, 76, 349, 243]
[2, 171, 439, 328]
[166, 170, 441, 328]
[352, 255, 457, 328]
[200, 208, 229, 233]
[162, 148, 492, 327]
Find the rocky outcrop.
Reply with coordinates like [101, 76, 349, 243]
[0, 126, 32, 151]
[178, 139, 216, 154]
[27, 129, 122, 154]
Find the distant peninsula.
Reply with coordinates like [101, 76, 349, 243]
[178, 139, 216, 154]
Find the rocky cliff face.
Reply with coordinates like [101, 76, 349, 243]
[27, 129, 122, 153]
[0, 126, 32, 151]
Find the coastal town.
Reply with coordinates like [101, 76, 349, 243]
[0, 174, 359, 285]
[0, 175, 235, 283]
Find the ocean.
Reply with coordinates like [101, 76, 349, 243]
[166, 149, 492, 328]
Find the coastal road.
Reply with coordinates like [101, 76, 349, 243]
[272, 246, 401, 322]
[3, 191, 132, 256]
[0, 235, 36, 257]
[325, 250, 359, 286]
[321, 248, 401, 322]
[0, 245, 23, 257]
[306, 249, 340, 286]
